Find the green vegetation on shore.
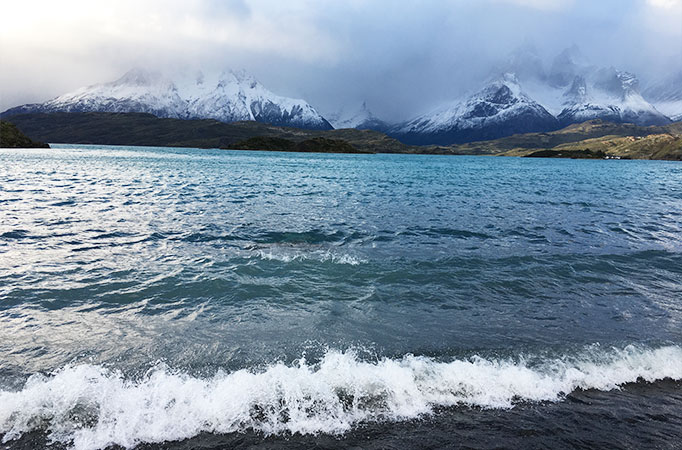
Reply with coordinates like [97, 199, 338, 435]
[0, 121, 49, 148]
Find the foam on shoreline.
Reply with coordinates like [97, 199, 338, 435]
[1, 345, 681, 450]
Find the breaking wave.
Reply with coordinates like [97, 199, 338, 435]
[1, 345, 681, 450]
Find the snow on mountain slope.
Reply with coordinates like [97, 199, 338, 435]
[557, 69, 671, 127]
[5, 69, 187, 118]
[389, 46, 672, 146]
[2, 69, 332, 130]
[176, 70, 332, 129]
[328, 102, 391, 131]
[654, 103, 682, 122]
[390, 73, 558, 145]
[514, 46, 671, 128]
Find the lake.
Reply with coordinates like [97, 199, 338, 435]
[1, 145, 681, 449]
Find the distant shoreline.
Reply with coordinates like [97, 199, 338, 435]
[3, 112, 681, 160]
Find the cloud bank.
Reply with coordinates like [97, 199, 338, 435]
[1, 0, 680, 120]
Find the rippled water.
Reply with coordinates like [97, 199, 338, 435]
[1, 145, 682, 449]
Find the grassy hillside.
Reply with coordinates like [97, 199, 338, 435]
[0, 121, 49, 148]
[448, 120, 682, 160]
[503, 133, 682, 160]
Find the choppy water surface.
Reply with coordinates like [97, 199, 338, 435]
[1, 145, 681, 449]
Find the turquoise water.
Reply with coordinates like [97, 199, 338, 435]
[1, 145, 681, 449]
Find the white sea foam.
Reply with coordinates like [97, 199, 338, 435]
[256, 249, 366, 265]
[1, 345, 681, 450]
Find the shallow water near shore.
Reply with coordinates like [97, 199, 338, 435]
[1, 145, 682, 449]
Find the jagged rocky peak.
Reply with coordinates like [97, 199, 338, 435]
[618, 72, 639, 92]
[113, 68, 166, 87]
[496, 44, 546, 82]
[219, 69, 257, 87]
[328, 101, 390, 131]
[564, 76, 589, 104]
[593, 67, 640, 98]
[389, 72, 559, 145]
[480, 73, 522, 103]
[558, 67, 671, 127]
[459, 73, 524, 120]
[557, 103, 621, 128]
[548, 45, 591, 87]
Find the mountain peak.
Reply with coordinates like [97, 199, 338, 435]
[226, 69, 257, 85]
[495, 45, 546, 83]
[593, 67, 641, 99]
[500, 72, 521, 85]
[564, 76, 588, 104]
[617, 71, 640, 95]
[390, 75, 558, 145]
[499, 72, 524, 91]
[113, 68, 165, 87]
[548, 46, 591, 88]
[558, 68, 670, 127]
[328, 101, 390, 131]
[559, 44, 586, 63]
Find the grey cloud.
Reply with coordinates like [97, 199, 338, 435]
[1, 0, 680, 122]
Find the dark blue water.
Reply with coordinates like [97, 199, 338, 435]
[1, 145, 681, 449]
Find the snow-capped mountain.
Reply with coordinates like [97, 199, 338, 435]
[521, 46, 670, 127]
[643, 72, 682, 122]
[4, 69, 187, 118]
[327, 102, 391, 131]
[391, 46, 673, 145]
[555, 76, 621, 125]
[3, 48, 678, 145]
[557, 69, 671, 127]
[2, 68, 333, 130]
[389, 73, 558, 145]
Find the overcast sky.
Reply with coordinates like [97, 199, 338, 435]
[1, 0, 681, 120]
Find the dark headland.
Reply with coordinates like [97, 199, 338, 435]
[0, 120, 49, 148]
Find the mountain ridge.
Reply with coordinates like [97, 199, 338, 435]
[3, 48, 680, 143]
[2, 68, 333, 131]
[387, 46, 674, 145]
